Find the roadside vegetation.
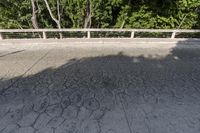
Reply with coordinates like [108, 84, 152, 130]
[0, 0, 200, 29]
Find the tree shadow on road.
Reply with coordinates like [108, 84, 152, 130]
[0, 39, 200, 133]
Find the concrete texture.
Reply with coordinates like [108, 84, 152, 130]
[0, 39, 200, 133]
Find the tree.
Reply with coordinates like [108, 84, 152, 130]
[31, 0, 39, 29]
[0, 0, 31, 28]
[0, 0, 199, 29]
[84, 0, 92, 28]
[43, 0, 62, 38]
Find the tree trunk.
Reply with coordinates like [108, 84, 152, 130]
[31, 0, 39, 29]
[31, 0, 41, 38]
[57, 0, 62, 38]
[43, 0, 62, 38]
[120, 20, 125, 29]
[84, 0, 92, 28]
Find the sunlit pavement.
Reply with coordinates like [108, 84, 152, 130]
[0, 39, 200, 133]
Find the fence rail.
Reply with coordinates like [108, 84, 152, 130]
[0, 29, 200, 39]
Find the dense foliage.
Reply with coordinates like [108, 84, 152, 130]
[0, 0, 200, 29]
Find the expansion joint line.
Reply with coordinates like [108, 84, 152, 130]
[0, 50, 51, 95]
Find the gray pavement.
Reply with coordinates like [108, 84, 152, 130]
[0, 39, 200, 133]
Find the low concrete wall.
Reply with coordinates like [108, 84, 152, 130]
[0, 38, 200, 45]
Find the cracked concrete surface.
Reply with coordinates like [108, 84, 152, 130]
[0, 39, 200, 133]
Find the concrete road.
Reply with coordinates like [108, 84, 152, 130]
[0, 39, 200, 133]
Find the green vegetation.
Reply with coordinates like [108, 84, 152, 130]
[0, 0, 200, 29]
